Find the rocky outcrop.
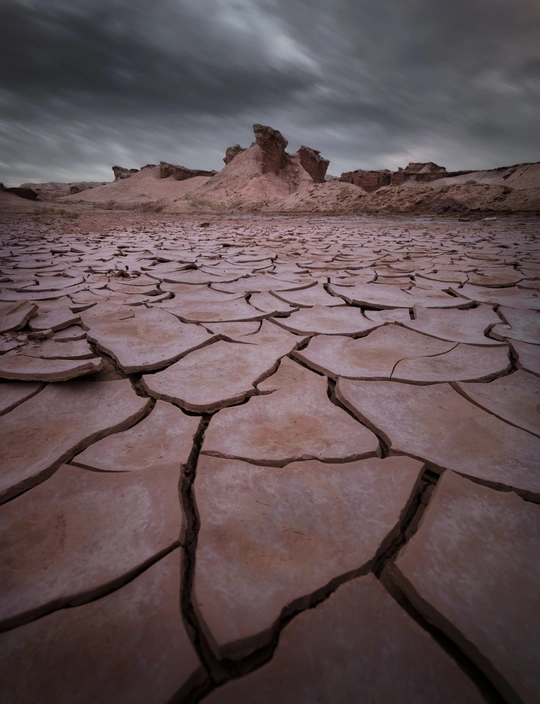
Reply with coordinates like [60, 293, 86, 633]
[159, 162, 217, 181]
[405, 162, 447, 174]
[0, 184, 38, 201]
[391, 162, 447, 186]
[224, 145, 246, 165]
[341, 162, 448, 189]
[298, 146, 330, 183]
[340, 170, 392, 193]
[253, 124, 289, 175]
[112, 166, 139, 181]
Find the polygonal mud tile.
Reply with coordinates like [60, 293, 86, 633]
[328, 269, 376, 285]
[271, 283, 345, 307]
[110, 273, 164, 287]
[106, 280, 161, 296]
[248, 292, 298, 315]
[466, 268, 523, 287]
[402, 304, 503, 345]
[158, 283, 242, 300]
[0, 335, 21, 354]
[272, 304, 380, 336]
[193, 455, 423, 659]
[511, 340, 540, 375]
[417, 268, 469, 284]
[159, 270, 242, 285]
[374, 275, 413, 287]
[28, 306, 80, 332]
[336, 379, 540, 499]
[204, 574, 484, 704]
[19, 276, 84, 292]
[391, 343, 511, 382]
[363, 308, 412, 324]
[0, 301, 37, 333]
[0, 288, 86, 303]
[0, 549, 204, 704]
[329, 283, 469, 309]
[143, 335, 299, 413]
[0, 381, 43, 415]
[0, 379, 150, 501]
[202, 358, 379, 465]
[72, 400, 200, 471]
[203, 321, 260, 336]
[22, 338, 94, 359]
[79, 302, 136, 323]
[0, 355, 102, 381]
[456, 370, 540, 436]
[491, 306, 540, 344]
[83, 305, 216, 372]
[394, 470, 540, 704]
[295, 325, 453, 379]
[0, 462, 183, 626]
[52, 325, 87, 341]
[211, 274, 316, 294]
[227, 319, 305, 346]
[450, 285, 540, 310]
[161, 298, 266, 323]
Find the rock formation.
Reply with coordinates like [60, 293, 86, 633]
[224, 145, 246, 165]
[340, 162, 447, 190]
[340, 170, 392, 193]
[391, 162, 447, 186]
[159, 162, 217, 181]
[253, 124, 289, 175]
[112, 166, 139, 181]
[298, 146, 330, 183]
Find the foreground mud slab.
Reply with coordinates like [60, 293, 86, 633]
[0, 212, 539, 703]
[394, 471, 540, 704]
[0, 550, 205, 704]
[205, 575, 485, 704]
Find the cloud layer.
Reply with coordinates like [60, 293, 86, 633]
[1, 0, 539, 184]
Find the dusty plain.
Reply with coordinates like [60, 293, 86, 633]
[0, 206, 539, 704]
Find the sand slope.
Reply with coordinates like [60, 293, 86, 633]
[432, 163, 540, 190]
[276, 182, 369, 213]
[62, 167, 212, 211]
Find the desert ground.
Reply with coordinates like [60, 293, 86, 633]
[0, 191, 539, 704]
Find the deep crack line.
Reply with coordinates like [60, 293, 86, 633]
[380, 574, 508, 704]
[373, 470, 509, 704]
[178, 414, 229, 687]
[328, 377, 390, 458]
[372, 466, 438, 579]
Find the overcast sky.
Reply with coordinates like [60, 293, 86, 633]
[1, 0, 540, 185]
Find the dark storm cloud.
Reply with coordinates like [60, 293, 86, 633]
[0, 1, 312, 115]
[1, 0, 539, 184]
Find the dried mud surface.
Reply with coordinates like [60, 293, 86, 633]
[0, 210, 539, 704]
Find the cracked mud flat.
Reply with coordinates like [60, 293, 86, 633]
[0, 211, 539, 704]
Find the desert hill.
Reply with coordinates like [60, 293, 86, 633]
[62, 123, 327, 213]
[59, 165, 212, 212]
[7, 123, 540, 215]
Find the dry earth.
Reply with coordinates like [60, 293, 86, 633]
[0, 208, 539, 704]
